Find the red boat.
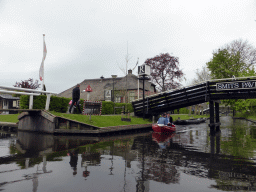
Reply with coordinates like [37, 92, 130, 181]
[152, 123, 176, 133]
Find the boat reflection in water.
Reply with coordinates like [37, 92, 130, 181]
[1, 117, 256, 192]
[152, 132, 176, 149]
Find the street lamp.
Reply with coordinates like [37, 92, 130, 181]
[138, 64, 150, 119]
[111, 75, 117, 114]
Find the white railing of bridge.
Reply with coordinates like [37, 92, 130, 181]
[0, 86, 58, 110]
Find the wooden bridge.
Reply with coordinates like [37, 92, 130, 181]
[132, 76, 256, 134]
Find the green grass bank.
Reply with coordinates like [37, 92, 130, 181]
[0, 112, 208, 127]
[234, 112, 256, 121]
[0, 114, 19, 123]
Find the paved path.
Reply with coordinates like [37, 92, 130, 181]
[0, 122, 18, 127]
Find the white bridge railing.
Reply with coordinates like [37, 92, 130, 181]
[0, 86, 58, 110]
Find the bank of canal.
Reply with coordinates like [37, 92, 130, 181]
[0, 112, 208, 135]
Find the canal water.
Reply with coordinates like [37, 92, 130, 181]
[1, 116, 256, 192]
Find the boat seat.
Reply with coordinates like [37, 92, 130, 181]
[157, 124, 165, 126]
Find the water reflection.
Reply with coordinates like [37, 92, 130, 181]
[68, 149, 79, 176]
[1, 116, 256, 191]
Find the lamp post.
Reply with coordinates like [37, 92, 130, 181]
[111, 75, 117, 114]
[138, 64, 151, 119]
[138, 75, 150, 119]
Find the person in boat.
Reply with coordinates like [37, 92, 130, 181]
[166, 112, 173, 126]
[157, 113, 168, 125]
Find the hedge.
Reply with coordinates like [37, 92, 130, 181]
[173, 107, 189, 114]
[101, 101, 133, 115]
[20, 96, 133, 115]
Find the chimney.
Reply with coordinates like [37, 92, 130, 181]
[128, 69, 132, 75]
[100, 75, 104, 82]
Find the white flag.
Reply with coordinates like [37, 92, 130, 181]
[39, 34, 47, 81]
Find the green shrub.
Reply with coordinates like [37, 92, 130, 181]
[101, 101, 134, 115]
[173, 107, 189, 114]
[113, 103, 122, 114]
[20, 95, 29, 109]
[114, 103, 134, 114]
[33, 95, 47, 109]
[49, 96, 70, 113]
[101, 101, 113, 115]
[20, 96, 133, 115]
[179, 107, 189, 114]
[126, 103, 134, 113]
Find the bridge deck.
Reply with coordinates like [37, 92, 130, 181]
[132, 76, 256, 117]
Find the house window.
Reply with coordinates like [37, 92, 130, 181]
[115, 97, 121, 103]
[104, 90, 112, 101]
[3, 100, 8, 107]
[129, 92, 136, 103]
[13, 100, 20, 108]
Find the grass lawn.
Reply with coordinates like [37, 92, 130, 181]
[234, 112, 256, 121]
[0, 114, 19, 123]
[170, 114, 209, 121]
[0, 112, 208, 127]
[50, 112, 152, 127]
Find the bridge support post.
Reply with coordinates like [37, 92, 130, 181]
[216, 132, 220, 154]
[215, 102, 220, 132]
[143, 75, 145, 119]
[209, 101, 215, 135]
[210, 135, 215, 154]
[209, 100, 221, 135]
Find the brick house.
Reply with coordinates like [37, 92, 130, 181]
[58, 69, 156, 103]
[0, 94, 20, 114]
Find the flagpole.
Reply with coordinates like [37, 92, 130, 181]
[42, 34, 45, 91]
[39, 34, 47, 91]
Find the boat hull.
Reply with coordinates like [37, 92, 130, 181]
[152, 132, 175, 143]
[174, 118, 206, 125]
[152, 124, 176, 133]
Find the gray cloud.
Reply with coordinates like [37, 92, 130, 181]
[1, 0, 256, 93]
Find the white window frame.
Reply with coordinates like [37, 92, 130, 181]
[129, 91, 136, 103]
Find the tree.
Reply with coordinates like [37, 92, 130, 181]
[144, 53, 183, 92]
[191, 66, 212, 85]
[207, 40, 256, 111]
[117, 51, 135, 103]
[224, 39, 256, 68]
[14, 78, 41, 89]
[206, 48, 246, 79]
[207, 39, 256, 79]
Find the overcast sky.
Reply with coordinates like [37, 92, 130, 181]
[1, 0, 256, 94]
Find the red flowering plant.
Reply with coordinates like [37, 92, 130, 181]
[14, 78, 41, 89]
